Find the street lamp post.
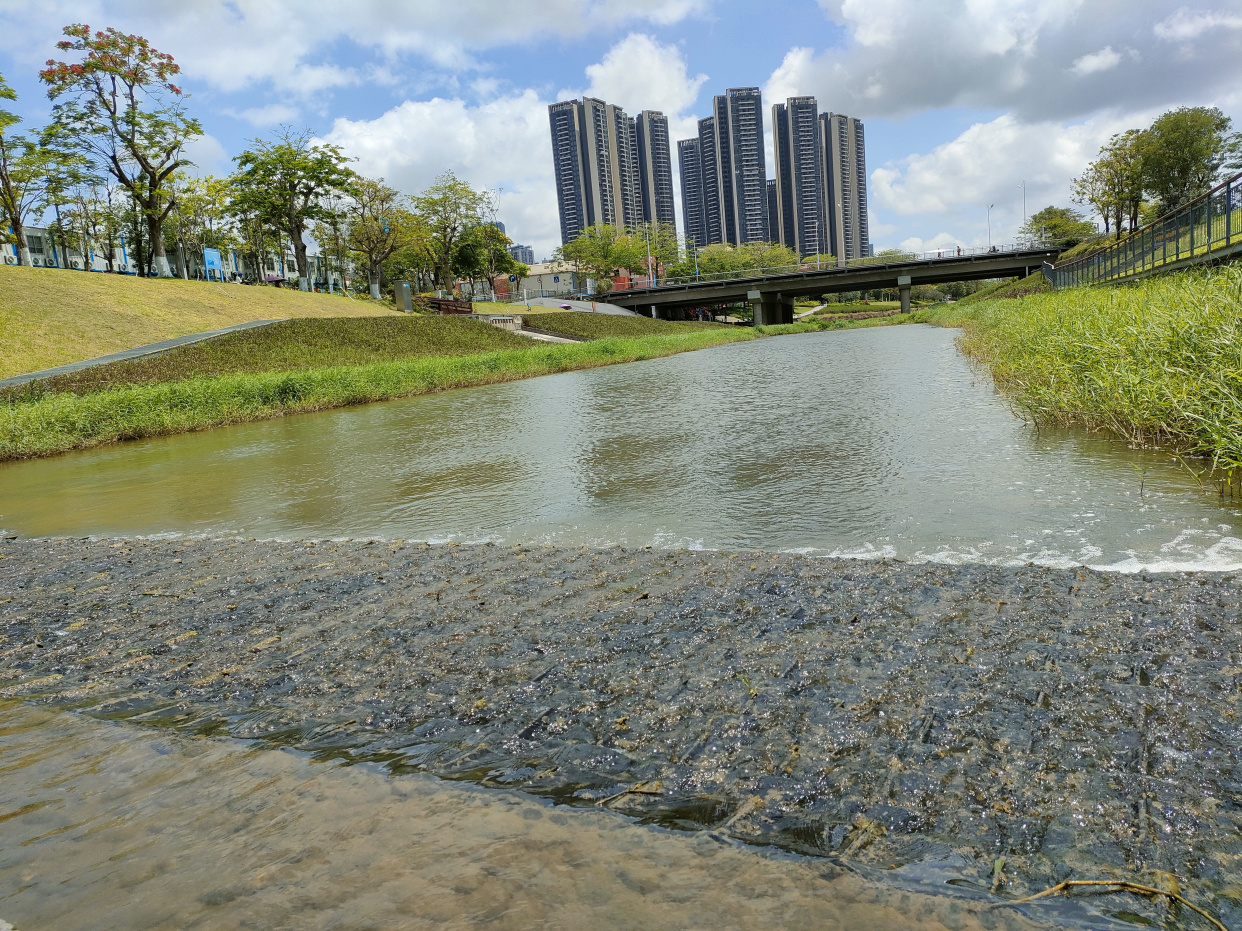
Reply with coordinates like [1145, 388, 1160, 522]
[987, 204, 995, 249]
[1018, 181, 1026, 236]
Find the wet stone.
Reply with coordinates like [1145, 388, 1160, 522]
[2, 536, 1241, 927]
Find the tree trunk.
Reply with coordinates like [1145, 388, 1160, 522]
[13, 221, 31, 267]
[147, 210, 173, 277]
[368, 262, 381, 300]
[290, 216, 309, 292]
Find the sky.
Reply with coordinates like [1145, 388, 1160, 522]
[1, 0, 1241, 262]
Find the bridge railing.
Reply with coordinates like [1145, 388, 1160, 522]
[1048, 170, 1242, 288]
[623, 242, 1051, 291]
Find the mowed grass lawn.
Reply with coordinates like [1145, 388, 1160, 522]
[2, 316, 531, 401]
[0, 265, 398, 378]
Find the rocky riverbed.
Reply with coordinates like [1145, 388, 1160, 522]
[3, 537, 1240, 928]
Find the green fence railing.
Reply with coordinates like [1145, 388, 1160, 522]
[1047, 170, 1242, 288]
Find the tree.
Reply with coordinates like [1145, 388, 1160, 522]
[0, 72, 83, 267]
[165, 173, 231, 278]
[230, 129, 354, 291]
[1072, 161, 1113, 236]
[1138, 107, 1242, 213]
[555, 224, 638, 292]
[453, 222, 517, 297]
[1018, 206, 1097, 248]
[346, 177, 417, 300]
[40, 24, 202, 277]
[412, 171, 486, 290]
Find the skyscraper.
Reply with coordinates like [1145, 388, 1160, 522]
[820, 112, 870, 260]
[635, 111, 676, 229]
[678, 138, 706, 247]
[548, 98, 676, 246]
[772, 97, 824, 257]
[724, 87, 769, 245]
[678, 88, 770, 248]
[548, 101, 588, 244]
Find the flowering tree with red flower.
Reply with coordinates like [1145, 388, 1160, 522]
[40, 24, 201, 277]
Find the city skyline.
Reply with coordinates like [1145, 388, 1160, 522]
[1, 2, 1239, 261]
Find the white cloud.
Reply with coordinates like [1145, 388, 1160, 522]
[866, 108, 1163, 249]
[775, 0, 1242, 121]
[1070, 46, 1122, 76]
[182, 132, 231, 176]
[560, 33, 707, 140]
[319, 89, 560, 260]
[0, 0, 710, 96]
[1154, 9, 1242, 41]
[231, 104, 301, 127]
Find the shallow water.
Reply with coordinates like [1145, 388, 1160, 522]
[0, 704, 1053, 931]
[1, 326, 1239, 570]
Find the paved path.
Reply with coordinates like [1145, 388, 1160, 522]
[512, 328, 579, 344]
[0, 319, 284, 389]
[519, 297, 638, 316]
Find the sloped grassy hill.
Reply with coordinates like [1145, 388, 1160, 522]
[0, 265, 398, 378]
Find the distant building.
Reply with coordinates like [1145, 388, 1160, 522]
[677, 87, 769, 248]
[548, 98, 677, 245]
[678, 138, 706, 247]
[766, 179, 779, 244]
[635, 110, 676, 229]
[772, 96, 825, 257]
[821, 112, 870, 261]
[490, 220, 506, 235]
[507, 243, 535, 265]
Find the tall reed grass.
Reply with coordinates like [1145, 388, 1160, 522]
[936, 266, 1242, 470]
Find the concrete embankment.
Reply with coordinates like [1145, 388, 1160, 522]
[3, 537, 1239, 927]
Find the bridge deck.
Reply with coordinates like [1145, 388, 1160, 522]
[608, 248, 1061, 312]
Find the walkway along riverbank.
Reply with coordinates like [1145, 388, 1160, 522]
[3, 536, 1240, 930]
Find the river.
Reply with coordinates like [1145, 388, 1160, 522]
[3, 325, 1240, 930]
[1, 325, 1239, 569]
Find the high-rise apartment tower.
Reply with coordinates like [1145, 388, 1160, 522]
[678, 138, 706, 247]
[678, 87, 770, 248]
[772, 97, 825, 257]
[635, 111, 676, 229]
[820, 112, 870, 260]
[548, 98, 677, 246]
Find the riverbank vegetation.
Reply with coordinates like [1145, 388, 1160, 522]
[0, 316, 530, 401]
[0, 265, 396, 378]
[0, 324, 757, 460]
[915, 266, 1242, 470]
[522, 313, 723, 340]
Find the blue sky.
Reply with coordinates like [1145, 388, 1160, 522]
[2, 0, 1240, 261]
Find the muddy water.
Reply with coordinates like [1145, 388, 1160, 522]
[0, 704, 1051, 931]
[1, 326, 1239, 570]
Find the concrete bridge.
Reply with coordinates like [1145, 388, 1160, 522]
[607, 246, 1062, 324]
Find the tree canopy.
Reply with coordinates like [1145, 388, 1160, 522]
[1018, 206, 1097, 248]
[230, 129, 355, 291]
[40, 24, 202, 276]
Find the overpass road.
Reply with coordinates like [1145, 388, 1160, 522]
[607, 246, 1062, 323]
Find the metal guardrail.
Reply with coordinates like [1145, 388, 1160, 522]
[1047, 170, 1242, 288]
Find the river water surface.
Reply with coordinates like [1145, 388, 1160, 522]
[3, 325, 1241, 930]
[1, 326, 1239, 569]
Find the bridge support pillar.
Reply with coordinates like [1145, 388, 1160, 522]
[898, 275, 912, 315]
[749, 290, 794, 326]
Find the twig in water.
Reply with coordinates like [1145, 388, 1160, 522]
[996, 880, 1227, 931]
[595, 780, 663, 807]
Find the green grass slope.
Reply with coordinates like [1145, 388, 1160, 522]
[0, 265, 398, 378]
[3, 316, 530, 400]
